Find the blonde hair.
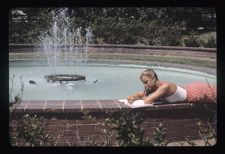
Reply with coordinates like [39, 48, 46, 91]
[139, 68, 159, 80]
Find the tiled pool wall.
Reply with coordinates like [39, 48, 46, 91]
[9, 44, 217, 146]
[10, 100, 217, 146]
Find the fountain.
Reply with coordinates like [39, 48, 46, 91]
[37, 8, 92, 83]
[9, 8, 216, 101]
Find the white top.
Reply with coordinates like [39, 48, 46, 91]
[164, 85, 187, 103]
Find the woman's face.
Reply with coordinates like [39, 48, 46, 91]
[140, 75, 156, 91]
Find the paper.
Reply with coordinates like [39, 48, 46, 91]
[117, 99, 162, 108]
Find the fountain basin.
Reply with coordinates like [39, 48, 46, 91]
[9, 61, 216, 101]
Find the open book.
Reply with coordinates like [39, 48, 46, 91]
[117, 99, 163, 108]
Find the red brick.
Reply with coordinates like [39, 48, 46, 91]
[46, 125, 57, 131]
[76, 124, 98, 130]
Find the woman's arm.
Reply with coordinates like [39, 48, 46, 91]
[127, 91, 145, 103]
[143, 84, 169, 104]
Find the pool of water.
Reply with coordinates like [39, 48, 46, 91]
[9, 61, 216, 100]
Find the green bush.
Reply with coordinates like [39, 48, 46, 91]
[157, 23, 183, 46]
[203, 35, 217, 48]
[183, 35, 202, 47]
[10, 114, 54, 146]
[182, 32, 216, 48]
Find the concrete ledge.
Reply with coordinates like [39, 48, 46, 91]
[167, 138, 216, 146]
[10, 100, 200, 113]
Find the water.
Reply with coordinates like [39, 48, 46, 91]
[37, 8, 92, 67]
[9, 61, 216, 101]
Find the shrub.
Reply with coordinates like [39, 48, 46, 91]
[183, 35, 202, 47]
[183, 31, 216, 48]
[203, 35, 217, 48]
[10, 114, 54, 146]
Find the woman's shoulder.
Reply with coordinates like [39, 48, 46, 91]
[160, 81, 177, 91]
[161, 81, 176, 87]
[158, 81, 171, 91]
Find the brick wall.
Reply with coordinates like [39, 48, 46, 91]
[9, 100, 217, 146]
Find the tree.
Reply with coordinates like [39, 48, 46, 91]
[9, 7, 216, 45]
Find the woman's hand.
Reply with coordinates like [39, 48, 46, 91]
[127, 91, 146, 104]
[127, 96, 135, 104]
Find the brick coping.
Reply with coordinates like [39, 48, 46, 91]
[10, 99, 217, 114]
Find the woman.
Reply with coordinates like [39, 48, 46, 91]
[127, 68, 216, 104]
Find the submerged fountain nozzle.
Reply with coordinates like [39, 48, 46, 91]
[44, 74, 85, 83]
